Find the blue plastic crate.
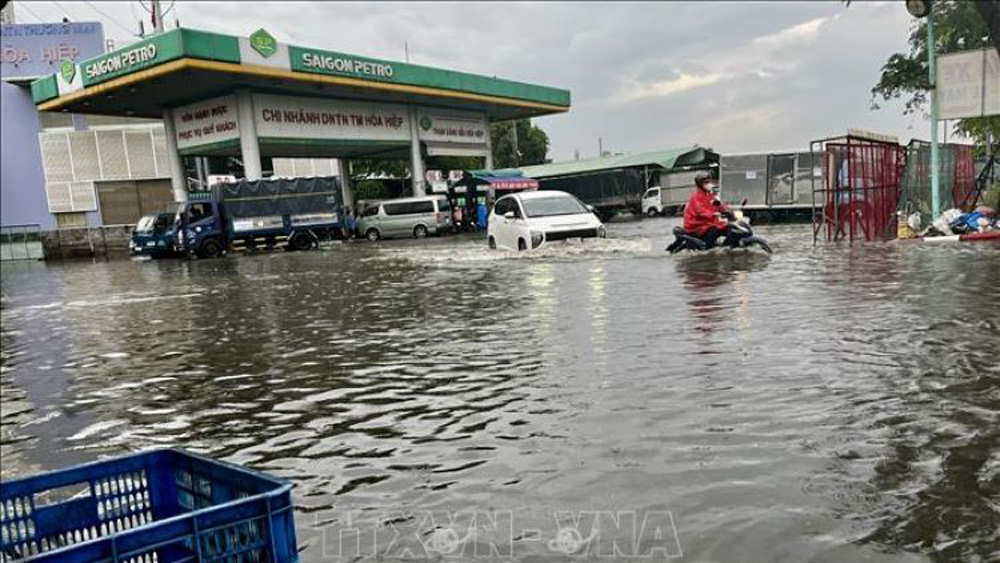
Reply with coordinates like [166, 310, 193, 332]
[0, 449, 297, 562]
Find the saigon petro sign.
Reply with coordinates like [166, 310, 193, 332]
[290, 46, 395, 80]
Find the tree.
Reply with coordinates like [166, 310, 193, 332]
[490, 119, 550, 168]
[871, 0, 998, 147]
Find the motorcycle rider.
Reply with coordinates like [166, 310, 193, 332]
[677, 171, 739, 248]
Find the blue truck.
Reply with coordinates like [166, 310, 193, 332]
[174, 176, 344, 258]
[129, 211, 181, 258]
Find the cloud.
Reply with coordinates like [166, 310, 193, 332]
[17, 1, 925, 161]
[751, 17, 828, 48]
[613, 72, 728, 103]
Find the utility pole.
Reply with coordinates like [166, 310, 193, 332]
[928, 2, 941, 219]
[511, 121, 519, 167]
[152, 0, 165, 34]
[598, 137, 603, 156]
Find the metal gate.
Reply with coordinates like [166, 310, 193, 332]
[766, 153, 796, 205]
[813, 139, 905, 243]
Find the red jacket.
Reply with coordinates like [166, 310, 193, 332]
[683, 188, 728, 235]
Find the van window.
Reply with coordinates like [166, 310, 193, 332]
[384, 200, 435, 215]
[436, 199, 451, 212]
[362, 205, 379, 217]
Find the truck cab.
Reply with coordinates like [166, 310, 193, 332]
[641, 187, 663, 217]
[175, 200, 229, 258]
[130, 212, 179, 258]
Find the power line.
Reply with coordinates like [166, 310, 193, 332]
[47, 0, 75, 22]
[82, 0, 139, 37]
[11, 2, 47, 23]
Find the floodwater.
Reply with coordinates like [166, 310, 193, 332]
[1, 218, 998, 563]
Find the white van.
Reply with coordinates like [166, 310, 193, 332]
[357, 195, 453, 241]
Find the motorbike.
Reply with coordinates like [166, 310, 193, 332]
[666, 199, 772, 254]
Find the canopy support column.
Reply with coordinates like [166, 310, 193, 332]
[484, 120, 494, 171]
[161, 108, 188, 202]
[337, 158, 354, 210]
[408, 106, 426, 196]
[236, 88, 263, 181]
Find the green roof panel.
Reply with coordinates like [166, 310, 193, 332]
[513, 146, 715, 179]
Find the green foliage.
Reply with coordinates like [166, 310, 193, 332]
[349, 158, 408, 181]
[491, 119, 550, 168]
[353, 179, 393, 201]
[871, 0, 997, 145]
[985, 181, 1000, 208]
[348, 119, 551, 181]
[426, 155, 484, 174]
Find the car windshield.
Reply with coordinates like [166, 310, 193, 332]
[135, 215, 157, 233]
[520, 196, 588, 218]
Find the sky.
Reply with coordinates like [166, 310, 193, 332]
[10, 1, 934, 161]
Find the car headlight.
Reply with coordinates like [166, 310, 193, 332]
[597, 225, 607, 238]
[530, 231, 544, 249]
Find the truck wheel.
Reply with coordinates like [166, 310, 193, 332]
[488, 236, 496, 249]
[289, 232, 312, 251]
[413, 224, 428, 239]
[518, 238, 527, 252]
[199, 239, 223, 259]
[365, 228, 381, 242]
[647, 208, 659, 218]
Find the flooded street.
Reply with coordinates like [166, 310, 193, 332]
[1, 219, 998, 563]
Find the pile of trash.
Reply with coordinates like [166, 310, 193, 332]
[898, 206, 998, 239]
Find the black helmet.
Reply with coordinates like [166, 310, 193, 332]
[694, 171, 713, 187]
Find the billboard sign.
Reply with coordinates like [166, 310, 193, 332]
[253, 93, 411, 143]
[938, 48, 1000, 120]
[173, 95, 240, 151]
[1, 21, 104, 81]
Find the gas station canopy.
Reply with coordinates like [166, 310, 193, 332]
[29, 26, 571, 196]
[32, 27, 570, 120]
[30, 27, 571, 160]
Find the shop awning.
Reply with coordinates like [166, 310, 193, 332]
[458, 170, 538, 190]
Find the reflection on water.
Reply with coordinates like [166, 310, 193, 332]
[1, 220, 998, 562]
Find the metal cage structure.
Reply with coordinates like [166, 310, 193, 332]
[811, 135, 906, 244]
[899, 141, 981, 227]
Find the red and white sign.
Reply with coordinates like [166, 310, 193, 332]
[173, 95, 240, 151]
[491, 179, 539, 190]
[253, 93, 411, 142]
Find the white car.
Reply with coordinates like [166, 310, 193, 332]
[487, 190, 607, 251]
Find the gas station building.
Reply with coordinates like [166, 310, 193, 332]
[30, 26, 571, 212]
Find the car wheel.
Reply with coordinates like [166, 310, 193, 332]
[488, 236, 496, 249]
[366, 228, 381, 242]
[199, 239, 222, 259]
[518, 238, 527, 252]
[647, 208, 659, 218]
[413, 224, 428, 239]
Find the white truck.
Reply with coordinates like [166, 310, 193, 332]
[640, 169, 701, 216]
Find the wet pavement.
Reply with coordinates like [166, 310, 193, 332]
[1, 218, 998, 562]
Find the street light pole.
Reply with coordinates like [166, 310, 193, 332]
[928, 2, 941, 219]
